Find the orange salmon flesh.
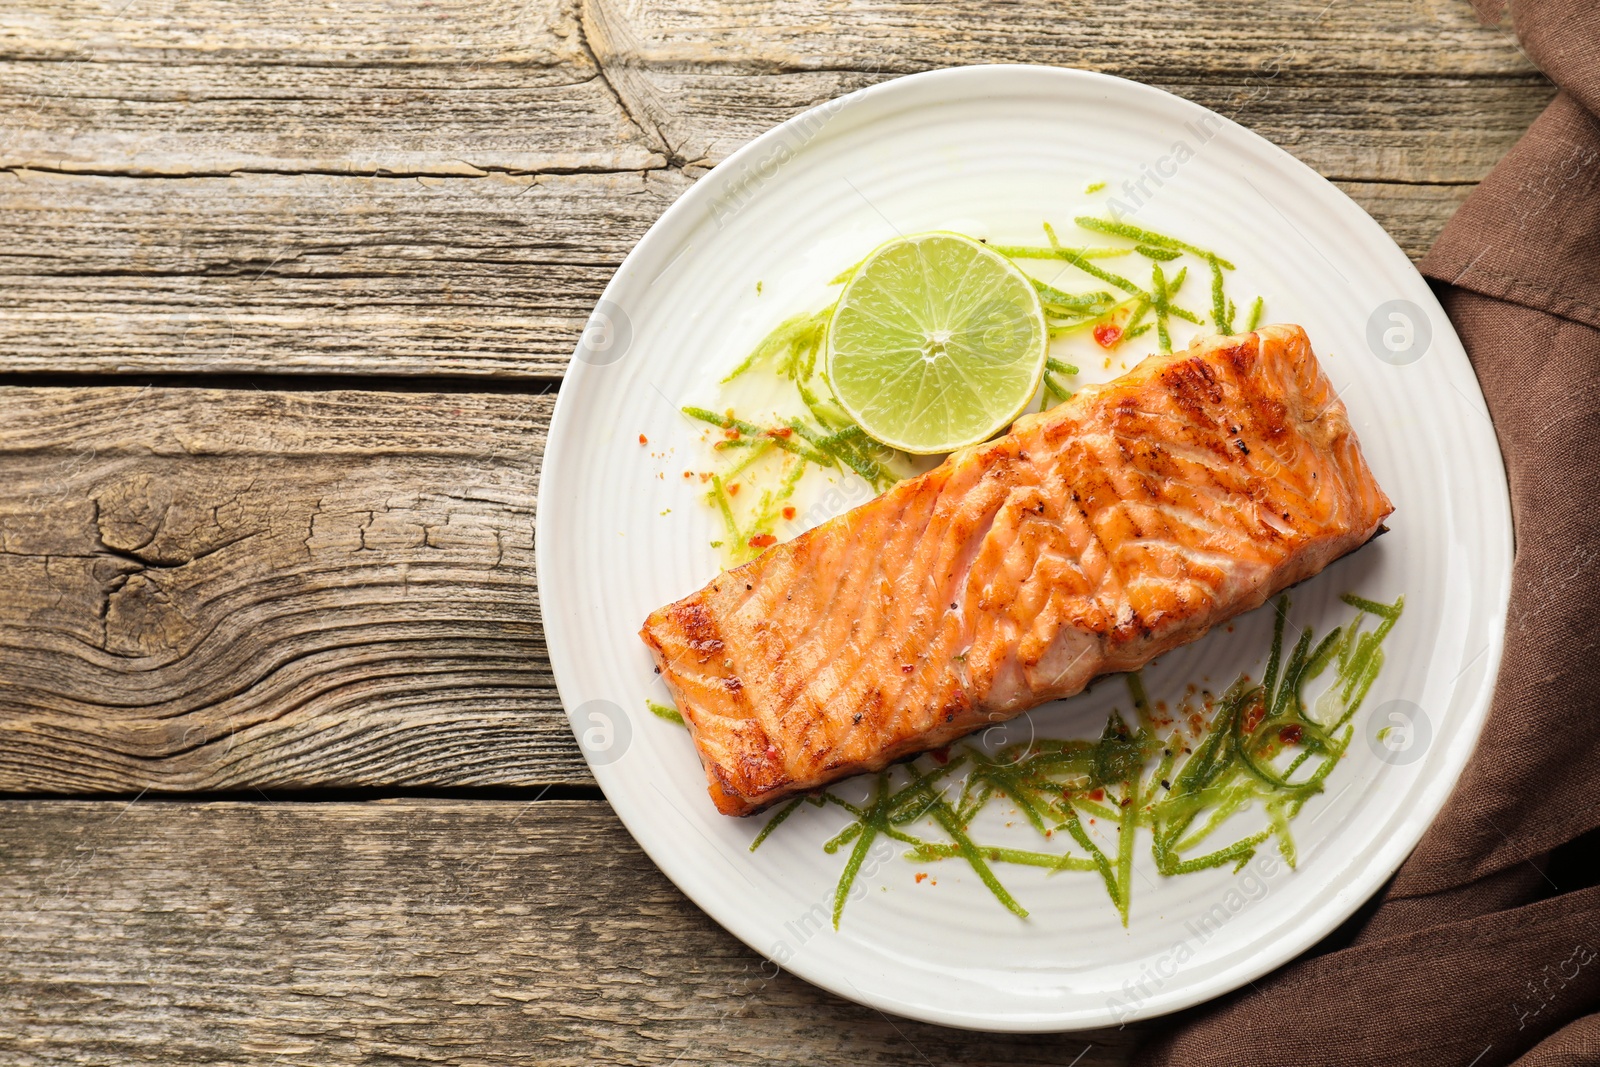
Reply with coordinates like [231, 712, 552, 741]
[640, 325, 1394, 816]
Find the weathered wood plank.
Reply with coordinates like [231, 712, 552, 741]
[0, 0, 1532, 74]
[0, 0, 665, 177]
[580, 0, 1536, 78]
[0, 798, 1143, 1064]
[2, 0, 1546, 180]
[0, 168, 692, 377]
[1, 60, 1550, 184]
[0, 64, 663, 178]
[0, 170, 1471, 377]
[0, 386, 589, 793]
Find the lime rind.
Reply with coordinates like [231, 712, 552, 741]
[826, 232, 1047, 455]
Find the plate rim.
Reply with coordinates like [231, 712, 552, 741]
[536, 62, 1512, 1031]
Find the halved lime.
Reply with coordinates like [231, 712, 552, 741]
[827, 232, 1047, 455]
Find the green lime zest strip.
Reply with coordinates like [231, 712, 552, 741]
[1246, 295, 1266, 332]
[1153, 263, 1173, 353]
[1159, 266, 1206, 327]
[909, 842, 1097, 871]
[1262, 596, 1288, 698]
[823, 821, 865, 854]
[1072, 216, 1237, 270]
[1210, 257, 1235, 333]
[1113, 778, 1140, 926]
[991, 246, 1149, 298]
[741, 459, 810, 549]
[814, 760, 966, 927]
[750, 797, 804, 851]
[706, 474, 741, 547]
[1340, 592, 1405, 621]
[789, 420, 893, 490]
[721, 438, 776, 481]
[990, 244, 1131, 260]
[1163, 829, 1269, 875]
[833, 821, 880, 927]
[898, 763, 1027, 918]
[1059, 804, 1122, 911]
[722, 308, 830, 384]
[682, 406, 831, 466]
[647, 700, 685, 726]
[1029, 277, 1116, 310]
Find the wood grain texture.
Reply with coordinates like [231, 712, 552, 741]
[0, 798, 1142, 1065]
[0, 386, 590, 792]
[0, 168, 692, 377]
[0, 0, 1551, 377]
[1, 0, 1546, 179]
[0, 0, 664, 176]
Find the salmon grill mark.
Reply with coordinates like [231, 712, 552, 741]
[676, 600, 725, 661]
[1219, 340, 1257, 376]
[1252, 396, 1291, 440]
[1160, 356, 1225, 421]
[640, 326, 1394, 816]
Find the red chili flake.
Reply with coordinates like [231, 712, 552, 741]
[915, 872, 927, 884]
[1242, 696, 1267, 734]
[930, 746, 951, 765]
[1089, 788, 1105, 802]
[900, 664, 914, 674]
[765, 426, 793, 438]
[747, 533, 776, 549]
[782, 506, 796, 520]
[723, 427, 741, 440]
[638, 433, 649, 445]
[683, 471, 694, 479]
[1279, 723, 1304, 745]
[1094, 323, 1123, 349]
[727, 483, 740, 496]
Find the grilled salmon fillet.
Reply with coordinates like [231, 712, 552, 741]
[641, 325, 1394, 816]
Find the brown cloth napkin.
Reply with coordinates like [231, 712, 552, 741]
[1134, 2, 1600, 1064]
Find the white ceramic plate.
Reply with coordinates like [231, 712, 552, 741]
[536, 65, 1511, 1031]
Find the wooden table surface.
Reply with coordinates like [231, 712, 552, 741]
[0, 2, 1548, 1063]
